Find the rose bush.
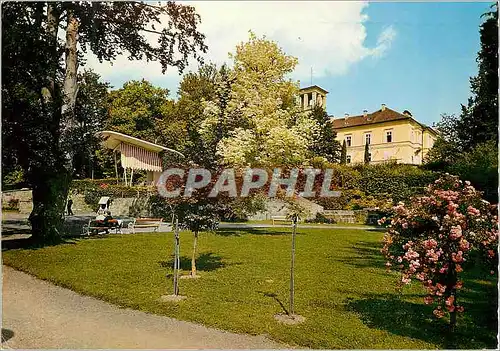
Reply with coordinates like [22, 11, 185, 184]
[381, 173, 498, 328]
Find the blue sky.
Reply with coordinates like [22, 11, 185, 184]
[315, 2, 491, 126]
[86, 1, 492, 128]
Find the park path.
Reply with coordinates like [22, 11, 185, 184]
[2, 266, 287, 349]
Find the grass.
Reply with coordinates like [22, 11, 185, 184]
[3, 228, 497, 349]
[222, 219, 374, 227]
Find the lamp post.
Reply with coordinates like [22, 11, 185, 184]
[173, 216, 180, 295]
[289, 214, 298, 316]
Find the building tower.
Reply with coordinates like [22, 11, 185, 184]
[298, 85, 328, 111]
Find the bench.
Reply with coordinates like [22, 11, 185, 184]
[82, 219, 123, 236]
[271, 215, 291, 225]
[128, 217, 163, 233]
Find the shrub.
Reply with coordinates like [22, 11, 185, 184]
[449, 140, 498, 203]
[72, 178, 154, 210]
[305, 212, 336, 224]
[2, 198, 20, 211]
[355, 164, 440, 203]
[381, 174, 498, 328]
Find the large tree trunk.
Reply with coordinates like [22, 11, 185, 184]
[61, 10, 79, 118]
[29, 6, 80, 246]
[191, 231, 198, 276]
[29, 168, 71, 245]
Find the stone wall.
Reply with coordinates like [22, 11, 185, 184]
[2, 189, 33, 214]
[249, 198, 324, 221]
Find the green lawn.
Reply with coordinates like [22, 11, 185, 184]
[222, 219, 374, 227]
[3, 228, 497, 349]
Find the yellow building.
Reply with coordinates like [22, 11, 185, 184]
[298, 86, 438, 165]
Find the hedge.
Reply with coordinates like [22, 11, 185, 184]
[70, 178, 155, 210]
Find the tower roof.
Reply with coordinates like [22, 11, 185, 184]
[299, 85, 329, 94]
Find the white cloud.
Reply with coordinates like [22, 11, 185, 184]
[84, 1, 396, 89]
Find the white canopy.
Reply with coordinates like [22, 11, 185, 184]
[97, 131, 184, 172]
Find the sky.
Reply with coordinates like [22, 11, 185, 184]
[84, 1, 492, 127]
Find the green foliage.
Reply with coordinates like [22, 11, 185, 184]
[449, 140, 498, 202]
[364, 143, 370, 164]
[309, 105, 341, 163]
[2, 198, 20, 211]
[425, 8, 498, 202]
[73, 70, 111, 179]
[305, 212, 336, 224]
[340, 140, 347, 165]
[2, 2, 207, 244]
[356, 163, 439, 203]
[71, 178, 152, 211]
[456, 6, 498, 150]
[107, 80, 173, 143]
[201, 33, 319, 167]
[2, 165, 26, 189]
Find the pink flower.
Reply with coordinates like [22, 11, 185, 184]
[455, 281, 463, 289]
[424, 296, 434, 304]
[433, 308, 445, 318]
[423, 239, 438, 250]
[456, 305, 464, 313]
[452, 251, 464, 263]
[459, 239, 470, 251]
[467, 206, 480, 216]
[449, 225, 462, 240]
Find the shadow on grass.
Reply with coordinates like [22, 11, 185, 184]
[347, 294, 497, 349]
[159, 252, 239, 272]
[2, 236, 78, 251]
[216, 228, 292, 237]
[257, 290, 289, 315]
[331, 241, 386, 270]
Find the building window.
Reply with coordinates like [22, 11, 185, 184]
[346, 155, 351, 164]
[346, 135, 352, 147]
[365, 133, 371, 145]
[386, 131, 392, 143]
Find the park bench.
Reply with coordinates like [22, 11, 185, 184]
[82, 218, 123, 236]
[128, 217, 163, 233]
[271, 215, 290, 225]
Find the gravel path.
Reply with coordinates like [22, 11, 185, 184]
[2, 266, 287, 349]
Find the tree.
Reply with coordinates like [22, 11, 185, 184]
[73, 69, 111, 179]
[200, 32, 319, 167]
[381, 174, 498, 330]
[364, 143, 370, 164]
[2, 2, 206, 244]
[340, 140, 347, 165]
[449, 140, 498, 203]
[309, 105, 341, 163]
[107, 79, 173, 143]
[181, 63, 231, 168]
[179, 202, 220, 277]
[456, 6, 498, 150]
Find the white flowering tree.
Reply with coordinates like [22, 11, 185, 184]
[200, 32, 319, 167]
